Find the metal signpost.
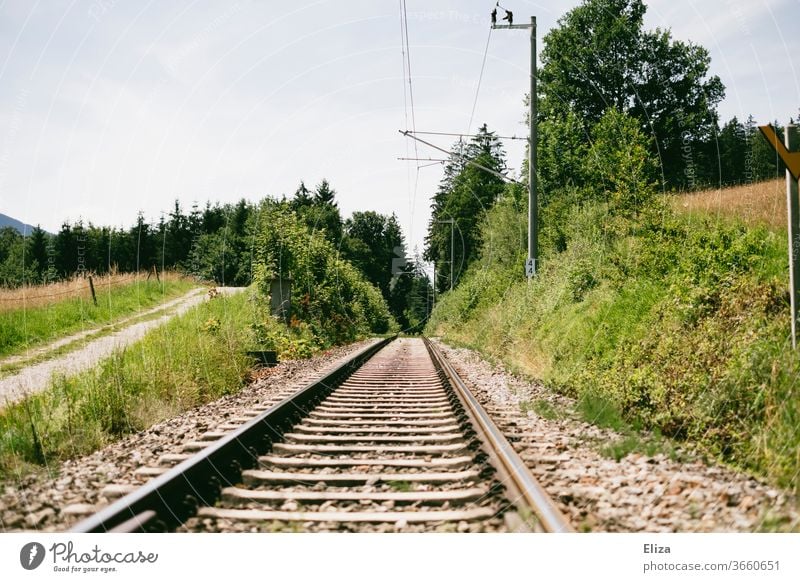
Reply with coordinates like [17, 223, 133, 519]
[759, 124, 800, 348]
[493, 10, 537, 279]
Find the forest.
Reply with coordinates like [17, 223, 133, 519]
[0, 179, 432, 333]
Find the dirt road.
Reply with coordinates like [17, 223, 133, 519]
[0, 287, 246, 407]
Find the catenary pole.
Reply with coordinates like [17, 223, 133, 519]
[493, 14, 537, 278]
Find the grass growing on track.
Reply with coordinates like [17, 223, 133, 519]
[0, 274, 197, 359]
[0, 290, 258, 480]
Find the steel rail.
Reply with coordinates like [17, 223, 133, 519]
[71, 336, 394, 533]
[423, 338, 574, 533]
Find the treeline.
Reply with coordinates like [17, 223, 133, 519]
[0, 179, 432, 333]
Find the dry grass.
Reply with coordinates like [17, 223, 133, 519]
[672, 179, 787, 230]
[0, 271, 187, 313]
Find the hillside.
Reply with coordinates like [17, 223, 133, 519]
[0, 213, 39, 235]
[426, 179, 798, 493]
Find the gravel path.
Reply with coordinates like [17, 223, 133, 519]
[432, 340, 800, 532]
[0, 287, 244, 407]
[0, 338, 379, 532]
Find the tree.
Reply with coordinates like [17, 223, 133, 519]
[27, 225, 50, 281]
[290, 182, 313, 210]
[342, 211, 404, 299]
[130, 213, 157, 272]
[717, 117, 747, 185]
[54, 222, 77, 277]
[314, 179, 337, 206]
[294, 179, 343, 243]
[425, 125, 507, 292]
[0, 227, 35, 286]
[747, 116, 782, 182]
[587, 108, 658, 220]
[539, 0, 724, 189]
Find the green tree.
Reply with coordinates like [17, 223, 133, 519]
[0, 227, 33, 286]
[717, 117, 747, 185]
[294, 179, 343, 243]
[425, 125, 507, 292]
[539, 0, 724, 189]
[289, 182, 313, 211]
[748, 116, 782, 182]
[587, 108, 658, 221]
[342, 211, 404, 299]
[27, 225, 50, 281]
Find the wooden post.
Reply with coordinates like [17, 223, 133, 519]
[786, 125, 800, 348]
[759, 123, 800, 348]
[88, 275, 98, 306]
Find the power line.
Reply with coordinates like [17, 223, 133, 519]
[398, 1, 410, 147]
[400, 0, 418, 144]
[467, 25, 493, 135]
[399, 0, 421, 253]
[404, 130, 527, 141]
[399, 130, 521, 184]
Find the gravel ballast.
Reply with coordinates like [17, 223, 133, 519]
[0, 338, 379, 532]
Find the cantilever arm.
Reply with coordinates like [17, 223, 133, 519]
[759, 125, 800, 181]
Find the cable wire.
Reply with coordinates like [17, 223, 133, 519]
[467, 25, 493, 135]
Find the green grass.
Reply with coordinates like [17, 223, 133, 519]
[427, 195, 800, 493]
[0, 278, 198, 359]
[0, 290, 258, 481]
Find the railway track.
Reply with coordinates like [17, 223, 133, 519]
[72, 337, 572, 533]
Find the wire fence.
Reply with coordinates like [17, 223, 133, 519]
[0, 270, 180, 309]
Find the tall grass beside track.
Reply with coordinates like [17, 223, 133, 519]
[0, 290, 257, 480]
[0, 272, 196, 359]
[427, 189, 800, 496]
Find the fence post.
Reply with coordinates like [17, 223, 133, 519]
[88, 275, 98, 306]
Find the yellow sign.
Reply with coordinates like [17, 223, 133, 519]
[759, 125, 800, 181]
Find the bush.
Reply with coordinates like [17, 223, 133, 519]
[250, 203, 396, 347]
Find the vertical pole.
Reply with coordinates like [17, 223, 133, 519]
[527, 16, 538, 279]
[88, 275, 98, 306]
[433, 262, 436, 306]
[786, 124, 800, 349]
[450, 219, 454, 291]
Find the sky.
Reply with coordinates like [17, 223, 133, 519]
[0, 0, 798, 256]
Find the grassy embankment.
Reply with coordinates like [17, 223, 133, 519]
[427, 178, 799, 497]
[0, 290, 261, 479]
[0, 272, 197, 360]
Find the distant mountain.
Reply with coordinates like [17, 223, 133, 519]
[0, 213, 42, 235]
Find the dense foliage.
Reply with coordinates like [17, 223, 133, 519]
[250, 201, 396, 346]
[538, 0, 786, 190]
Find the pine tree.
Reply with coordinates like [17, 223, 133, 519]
[27, 225, 50, 281]
[424, 125, 506, 292]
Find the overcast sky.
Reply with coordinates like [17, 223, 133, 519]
[0, 0, 798, 255]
